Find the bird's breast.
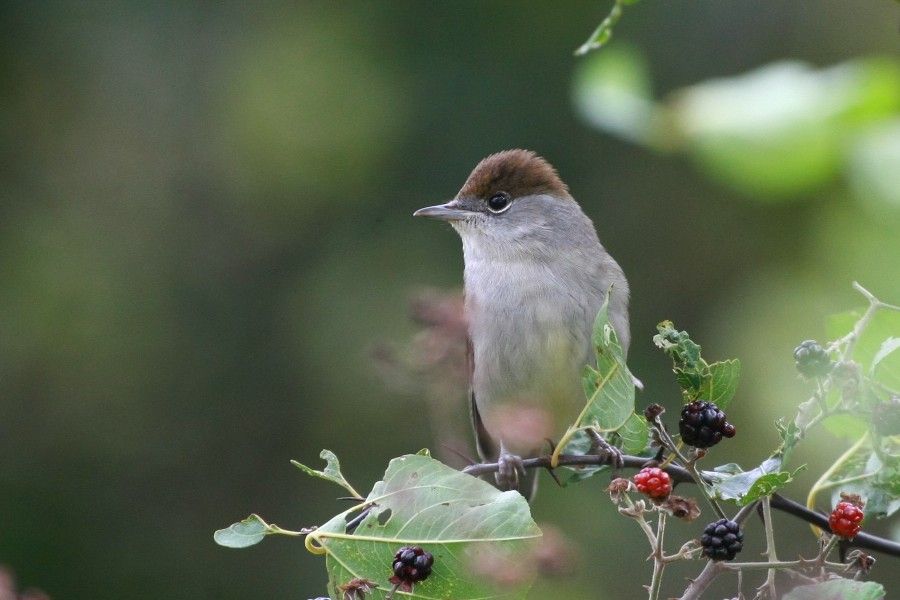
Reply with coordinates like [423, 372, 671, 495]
[464, 257, 596, 452]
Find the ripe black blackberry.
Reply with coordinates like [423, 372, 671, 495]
[679, 400, 736, 448]
[793, 340, 833, 378]
[391, 546, 434, 588]
[700, 518, 744, 561]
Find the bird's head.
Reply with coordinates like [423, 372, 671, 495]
[414, 150, 591, 255]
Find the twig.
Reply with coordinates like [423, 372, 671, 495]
[647, 512, 667, 600]
[760, 497, 778, 598]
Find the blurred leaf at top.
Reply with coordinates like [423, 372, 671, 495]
[572, 45, 656, 145]
[575, 54, 900, 202]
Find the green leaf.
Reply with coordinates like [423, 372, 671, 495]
[573, 45, 658, 145]
[618, 412, 650, 454]
[574, 0, 632, 56]
[829, 308, 900, 393]
[704, 457, 797, 505]
[214, 514, 269, 548]
[827, 446, 900, 519]
[823, 413, 869, 439]
[292, 449, 362, 499]
[308, 454, 541, 599]
[699, 359, 741, 409]
[776, 418, 803, 465]
[848, 119, 900, 211]
[653, 321, 702, 370]
[871, 337, 900, 389]
[668, 58, 900, 201]
[741, 472, 796, 505]
[575, 293, 636, 432]
[782, 578, 885, 600]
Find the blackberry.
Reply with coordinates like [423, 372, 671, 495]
[679, 400, 736, 448]
[700, 518, 744, 561]
[793, 340, 833, 378]
[633, 467, 672, 499]
[391, 546, 434, 587]
[829, 501, 864, 539]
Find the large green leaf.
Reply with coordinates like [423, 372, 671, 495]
[308, 454, 541, 599]
[782, 578, 885, 600]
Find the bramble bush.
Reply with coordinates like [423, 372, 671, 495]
[215, 283, 900, 599]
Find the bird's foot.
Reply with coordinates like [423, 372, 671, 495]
[588, 429, 624, 469]
[495, 451, 526, 492]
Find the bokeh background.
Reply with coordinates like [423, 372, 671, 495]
[2, 1, 899, 598]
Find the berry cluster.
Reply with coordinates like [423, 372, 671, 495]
[793, 340, 833, 378]
[700, 518, 744, 561]
[633, 467, 672, 499]
[679, 400, 736, 448]
[829, 501, 864, 539]
[391, 546, 434, 588]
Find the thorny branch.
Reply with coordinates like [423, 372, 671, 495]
[462, 454, 900, 558]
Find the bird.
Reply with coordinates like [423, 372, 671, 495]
[414, 149, 630, 498]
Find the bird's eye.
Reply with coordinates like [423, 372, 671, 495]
[487, 192, 511, 213]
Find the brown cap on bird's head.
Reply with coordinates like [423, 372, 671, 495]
[458, 149, 569, 200]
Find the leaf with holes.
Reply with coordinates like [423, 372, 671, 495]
[306, 454, 541, 599]
[704, 458, 798, 505]
[292, 449, 362, 499]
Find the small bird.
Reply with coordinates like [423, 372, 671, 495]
[414, 150, 630, 497]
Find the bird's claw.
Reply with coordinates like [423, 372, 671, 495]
[495, 452, 526, 491]
[588, 430, 625, 469]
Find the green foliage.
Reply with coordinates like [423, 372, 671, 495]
[822, 438, 900, 519]
[574, 291, 637, 433]
[618, 412, 651, 455]
[218, 286, 900, 598]
[574, 0, 642, 56]
[782, 579, 885, 600]
[292, 449, 363, 499]
[830, 309, 900, 394]
[704, 459, 799, 506]
[653, 321, 741, 408]
[214, 514, 270, 548]
[575, 54, 900, 203]
[572, 46, 655, 144]
[218, 452, 540, 599]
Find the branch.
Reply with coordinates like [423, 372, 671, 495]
[462, 453, 900, 558]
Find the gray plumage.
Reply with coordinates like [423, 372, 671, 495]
[415, 150, 630, 486]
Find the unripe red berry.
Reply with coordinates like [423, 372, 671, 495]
[633, 467, 672, 499]
[829, 501, 864, 539]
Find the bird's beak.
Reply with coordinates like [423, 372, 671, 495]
[413, 200, 471, 222]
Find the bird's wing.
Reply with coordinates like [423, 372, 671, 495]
[467, 334, 498, 461]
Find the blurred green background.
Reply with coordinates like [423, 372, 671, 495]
[2, 1, 899, 598]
